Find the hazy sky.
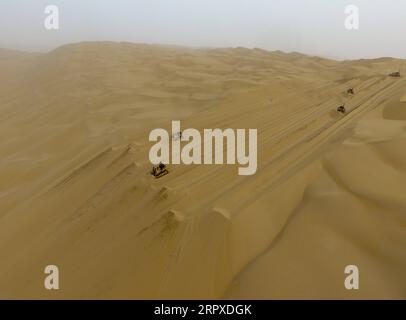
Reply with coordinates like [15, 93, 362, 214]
[1, 0, 405, 59]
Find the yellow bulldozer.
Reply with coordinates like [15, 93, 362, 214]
[151, 162, 169, 179]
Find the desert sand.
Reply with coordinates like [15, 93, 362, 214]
[0, 42, 405, 299]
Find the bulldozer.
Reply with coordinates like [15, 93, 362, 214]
[389, 71, 401, 77]
[151, 162, 169, 179]
[337, 105, 346, 114]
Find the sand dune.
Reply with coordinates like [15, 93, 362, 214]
[0, 42, 405, 299]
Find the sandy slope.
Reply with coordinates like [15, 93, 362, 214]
[0, 42, 405, 299]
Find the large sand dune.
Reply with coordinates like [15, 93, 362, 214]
[0, 42, 405, 299]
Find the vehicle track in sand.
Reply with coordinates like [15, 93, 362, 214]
[147, 77, 405, 217]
